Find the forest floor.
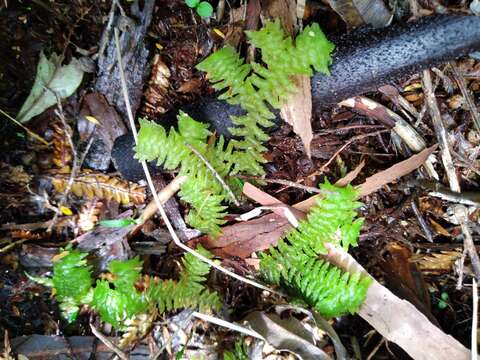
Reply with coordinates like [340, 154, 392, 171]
[0, 0, 479, 359]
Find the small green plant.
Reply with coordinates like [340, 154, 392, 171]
[135, 20, 334, 236]
[29, 246, 220, 329]
[437, 292, 450, 310]
[260, 182, 372, 318]
[185, 0, 214, 18]
[223, 340, 249, 360]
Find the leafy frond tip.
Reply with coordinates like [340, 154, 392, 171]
[30, 246, 220, 329]
[260, 181, 371, 318]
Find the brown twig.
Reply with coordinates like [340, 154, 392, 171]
[454, 205, 480, 281]
[423, 69, 480, 288]
[238, 176, 321, 193]
[130, 175, 187, 236]
[90, 324, 128, 360]
[315, 129, 389, 176]
[449, 62, 480, 131]
[411, 200, 434, 242]
[422, 70, 460, 191]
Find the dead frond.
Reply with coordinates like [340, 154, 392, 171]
[51, 122, 73, 173]
[51, 173, 146, 205]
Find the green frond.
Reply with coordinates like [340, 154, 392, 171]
[31, 246, 220, 329]
[179, 177, 227, 236]
[136, 22, 334, 236]
[265, 250, 371, 318]
[224, 340, 249, 360]
[290, 181, 364, 255]
[51, 250, 93, 303]
[147, 246, 221, 313]
[91, 280, 149, 329]
[107, 257, 143, 290]
[197, 20, 334, 177]
[195, 46, 251, 98]
[260, 182, 371, 318]
[135, 112, 232, 235]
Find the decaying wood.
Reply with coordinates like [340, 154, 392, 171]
[95, 0, 155, 120]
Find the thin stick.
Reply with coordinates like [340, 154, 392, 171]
[239, 176, 321, 193]
[454, 205, 480, 281]
[0, 108, 49, 146]
[316, 130, 389, 176]
[90, 324, 128, 360]
[192, 311, 264, 340]
[113, 28, 280, 296]
[185, 143, 240, 206]
[130, 175, 187, 235]
[422, 69, 460, 192]
[472, 278, 478, 360]
[450, 62, 480, 131]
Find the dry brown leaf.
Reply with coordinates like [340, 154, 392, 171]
[294, 145, 437, 212]
[280, 75, 313, 157]
[412, 250, 462, 274]
[324, 244, 472, 360]
[51, 173, 145, 205]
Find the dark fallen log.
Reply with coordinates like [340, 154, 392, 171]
[112, 15, 480, 181]
[311, 14, 480, 109]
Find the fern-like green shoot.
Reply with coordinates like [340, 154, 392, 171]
[135, 21, 334, 236]
[30, 247, 220, 329]
[147, 245, 221, 313]
[223, 340, 249, 360]
[26, 250, 94, 322]
[135, 112, 233, 236]
[260, 182, 371, 318]
[91, 257, 149, 329]
[197, 19, 334, 176]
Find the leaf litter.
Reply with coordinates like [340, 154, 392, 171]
[1, 0, 480, 359]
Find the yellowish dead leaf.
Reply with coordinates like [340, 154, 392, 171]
[51, 250, 69, 262]
[280, 75, 313, 157]
[60, 206, 73, 216]
[213, 28, 225, 38]
[84, 115, 100, 125]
